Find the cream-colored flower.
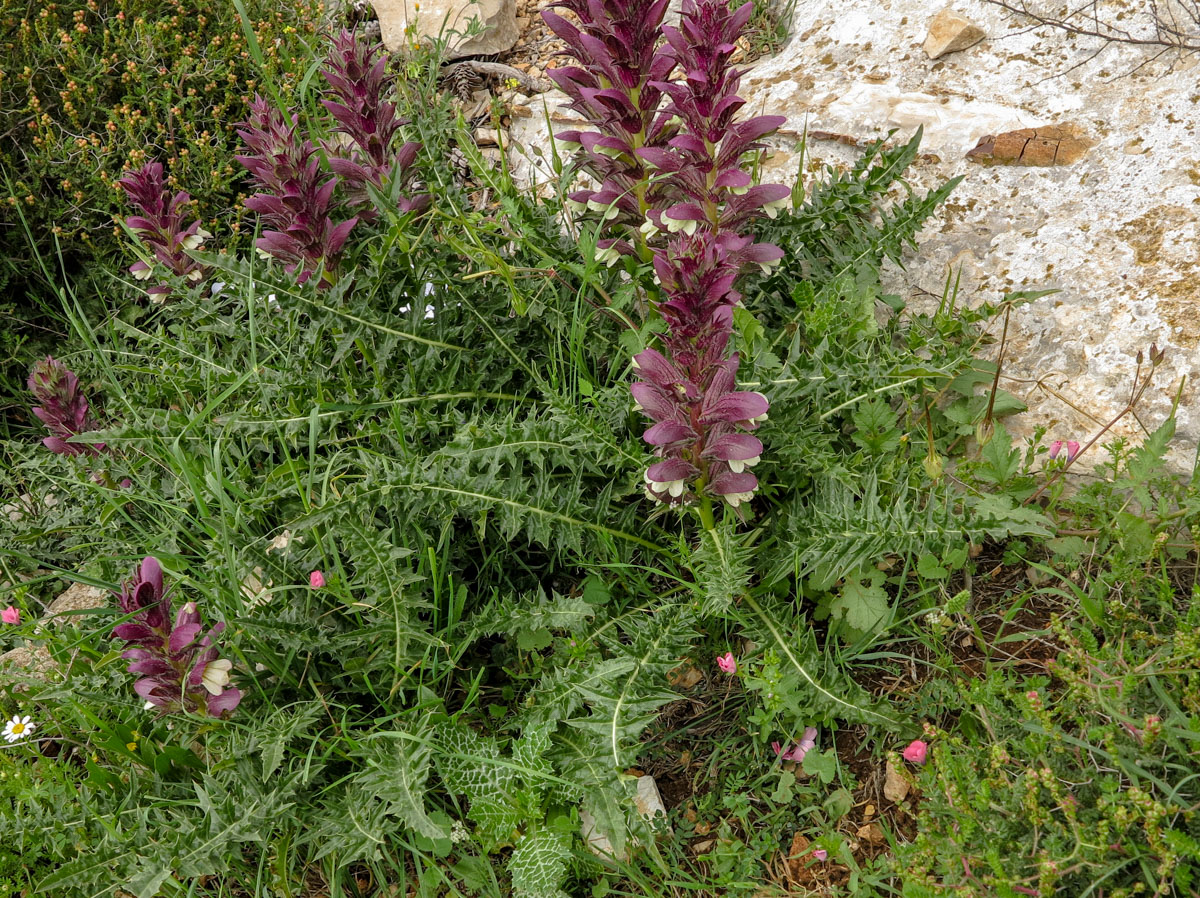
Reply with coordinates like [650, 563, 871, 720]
[200, 659, 233, 696]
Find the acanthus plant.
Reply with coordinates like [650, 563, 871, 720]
[321, 29, 429, 219]
[542, 0, 678, 261]
[111, 557, 242, 718]
[235, 30, 427, 286]
[546, 0, 789, 522]
[28, 356, 107, 457]
[117, 161, 212, 302]
[236, 95, 360, 288]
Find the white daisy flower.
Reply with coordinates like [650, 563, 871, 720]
[3, 715, 35, 743]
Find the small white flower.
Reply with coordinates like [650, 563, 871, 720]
[645, 470, 686, 498]
[640, 218, 660, 239]
[180, 227, 211, 251]
[728, 184, 749, 196]
[723, 489, 756, 508]
[256, 247, 274, 260]
[211, 281, 227, 296]
[664, 215, 699, 236]
[749, 392, 770, 424]
[763, 197, 790, 219]
[728, 455, 760, 474]
[3, 715, 35, 744]
[424, 304, 436, 319]
[594, 245, 622, 268]
[564, 198, 588, 214]
[450, 820, 470, 843]
[200, 658, 233, 696]
[759, 257, 782, 276]
[144, 701, 157, 711]
[586, 199, 620, 221]
[186, 269, 204, 282]
[267, 293, 279, 308]
[132, 264, 153, 281]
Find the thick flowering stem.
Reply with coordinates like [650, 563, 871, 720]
[111, 557, 241, 718]
[28, 356, 106, 457]
[117, 161, 211, 302]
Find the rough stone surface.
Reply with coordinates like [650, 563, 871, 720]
[923, 8, 986, 59]
[373, 0, 519, 59]
[968, 124, 1095, 166]
[0, 643, 57, 684]
[510, 0, 1200, 474]
[45, 581, 108, 625]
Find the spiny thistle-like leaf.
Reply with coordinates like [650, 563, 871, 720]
[509, 829, 572, 898]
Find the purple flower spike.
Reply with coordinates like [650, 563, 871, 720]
[236, 96, 359, 288]
[554, 0, 786, 515]
[117, 161, 211, 301]
[321, 29, 428, 218]
[28, 357, 106, 457]
[110, 557, 241, 718]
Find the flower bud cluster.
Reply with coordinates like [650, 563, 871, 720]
[27, 356, 106, 457]
[550, 0, 788, 513]
[320, 29, 429, 218]
[117, 161, 211, 301]
[111, 557, 241, 718]
[236, 30, 427, 286]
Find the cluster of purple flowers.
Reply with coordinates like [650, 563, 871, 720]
[112, 557, 241, 718]
[236, 96, 360, 288]
[28, 356, 106, 457]
[545, 0, 788, 515]
[234, 29, 426, 286]
[117, 162, 211, 301]
[321, 29, 429, 219]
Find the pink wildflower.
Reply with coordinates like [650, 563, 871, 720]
[1066, 440, 1081, 461]
[902, 739, 928, 765]
[773, 726, 818, 762]
[1, 606, 19, 625]
[309, 570, 326, 590]
[1048, 440, 1082, 462]
[716, 651, 736, 674]
[812, 849, 828, 862]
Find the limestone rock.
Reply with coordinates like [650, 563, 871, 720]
[883, 759, 910, 802]
[923, 8, 985, 59]
[373, 0, 519, 60]
[46, 581, 108, 625]
[0, 643, 56, 684]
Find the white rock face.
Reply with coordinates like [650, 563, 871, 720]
[511, 0, 1200, 472]
[373, 0, 519, 59]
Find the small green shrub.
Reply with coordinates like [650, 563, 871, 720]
[0, 0, 324, 395]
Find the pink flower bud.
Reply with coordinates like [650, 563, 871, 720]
[1066, 440, 1081, 461]
[1, 606, 20, 625]
[812, 849, 828, 862]
[716, 651, 736, 674]
[902, 739, 928, 765]
[309, 570, 326, 590]
[1048, 440, 1063, 459]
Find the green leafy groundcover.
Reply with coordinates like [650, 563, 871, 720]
[1, 11, 1198, 898]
